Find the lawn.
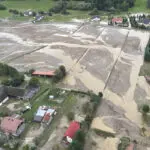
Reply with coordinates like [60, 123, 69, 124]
[0, 0, 149, 21]
[129, 0, 150, 13]
[22, 86, 77, 147]
[0, 0, 54, 18]
[2, 0, 53, 11]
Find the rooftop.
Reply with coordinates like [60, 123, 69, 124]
[64, 121, 80, 139]
[32, 71, 55, 76]
[112, 18, 123, 23]
[0, 117, 24, 134]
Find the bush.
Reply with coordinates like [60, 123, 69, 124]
[0, 63, 19, 77]
[142, 104, 150, 114]
[2, 79, 11, 86]
[144, 42, 150, 62]
[29, 77, 39, 87]
[118, 137, 130, 150]
[147, 0, 150, 8]
[82, 102, 94, 114]
[53, 65, 67, 82]
[67, 1, 93, 10]
[28, 68, 35, 75]
[0, 107, 11, 117]
[74, 130, 85, 143]
[22, 144, 30, 150]
[59, 65, 66, 76]
[10, 74, 24, 87]
[50, 1, 67, 13]
[67, 112, 74, 121]
[69, 140, 83, 150]
[0, 4, 6, 10]
[89, 8, 99, 15]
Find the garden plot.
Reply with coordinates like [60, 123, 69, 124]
[41, 94, 90, 150]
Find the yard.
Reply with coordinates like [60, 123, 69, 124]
[129, 0, 150, 13]
[20, 88, 89, 148]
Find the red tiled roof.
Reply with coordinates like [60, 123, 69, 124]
[32, 71, 55, 76]
[0, 117, 23, 134]
[43, 113, 50, 121]
[126, 143, 134, 150]
[112, 18, 123, 23]
[64, 121, 80, 139]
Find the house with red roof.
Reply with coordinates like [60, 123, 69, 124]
[32, 71, 55, 77]
[112, 18, 123, 24]
[63, 121, 80, 144]
[34, 106, 56, 125]
[0, 116, 25, 136]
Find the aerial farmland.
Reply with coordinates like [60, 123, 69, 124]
[0, 19, 150, 150]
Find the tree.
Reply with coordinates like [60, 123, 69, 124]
[59, 65, 66, 76]
[28, 68, 35, 74]
[118, 137, 130, 150]
[120, 1, 129, 11]
[147, 0, 150, 8]
[53, 69, 63, 82]
[0, 4, 7, 10]
[89, 8, 99, 15]
[74, 130, 85, 143]
[142, 104, 150, 114]
[29, 77, 39, 87]
[69, 140, 83, 150]
[67, 112, 75, 121]
[22, 144, 29, 150]
[2, 79, 11, 86]
[53, 65, 66, 82]
[10, 74, 24, 87]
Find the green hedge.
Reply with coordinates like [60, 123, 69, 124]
[93, 129, 115, 138]
[144, 43, 150, 62]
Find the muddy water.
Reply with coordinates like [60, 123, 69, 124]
[92, 30, 150, 128]
[38, 46, 76, 69]
[91, 117, 115, 134]
[138, 76, 150, 96]
[101, 138, 119, 150]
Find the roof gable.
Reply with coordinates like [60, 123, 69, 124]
[32, 71, 55, 76]
[64, 121, 80, 139]
[0, 117, 23, 133]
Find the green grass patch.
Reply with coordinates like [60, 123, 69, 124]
[0, 0, 149, 21]
[38, 92, 77, 147]
[129, 0, 150, 13]
[2, 0, 54, 11]
[23, 88, 50, 121]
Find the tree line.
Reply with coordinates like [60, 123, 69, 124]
[0, 63, 24, 87]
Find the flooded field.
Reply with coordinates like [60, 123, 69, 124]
[0, 20, 150, 149]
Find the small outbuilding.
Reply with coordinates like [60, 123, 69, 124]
[0, 116, 25, 136]
[112, 18, 123, 24]
[63, 121, 80, 144]
[32, 71, 55, 77]
[34, 106, 56, 124]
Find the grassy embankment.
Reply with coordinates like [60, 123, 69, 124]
[0, 0, 149, 21]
